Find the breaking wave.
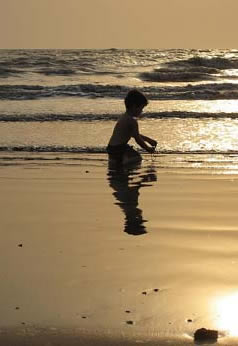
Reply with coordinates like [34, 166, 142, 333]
[172, 56, 238, 70]
[1, 82, 238, 101]
[139, 56, 238, 83]
[140, 70, 217, 82]
[0, 84, 128, 100]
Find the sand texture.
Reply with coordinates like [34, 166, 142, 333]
[1, 153, 238, 345]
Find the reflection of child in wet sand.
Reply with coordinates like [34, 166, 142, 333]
[106, 89, 157, 165]
[108, 166, 157, 235]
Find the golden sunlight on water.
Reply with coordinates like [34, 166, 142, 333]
[149, 99, 238, 114]
[199, 100, 238, 114]
[216, 292, 238, 336]
[196, 119, 238, 152]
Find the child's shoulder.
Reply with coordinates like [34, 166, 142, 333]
[122, 113, 137, 123]
[125, 115, 138, 132]
[118, 113, 138, 129]
[129, 115, 138, 126]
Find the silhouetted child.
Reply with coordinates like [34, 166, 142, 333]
[107, 89, 157, 165]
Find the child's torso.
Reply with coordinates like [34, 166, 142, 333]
[108, 113, 135, 146]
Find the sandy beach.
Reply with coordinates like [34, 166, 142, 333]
[1, 153, 238, 345]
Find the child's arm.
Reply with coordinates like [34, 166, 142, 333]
[131, 119, 155, 153]
[141, 135, 157, 148]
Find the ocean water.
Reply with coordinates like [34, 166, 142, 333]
[3, 50, 238, 345]
[2, 48, 238, 171]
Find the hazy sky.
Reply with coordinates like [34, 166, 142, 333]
[1, 0, 238, 49]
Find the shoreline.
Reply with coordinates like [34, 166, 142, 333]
[0, 326, 193, 346]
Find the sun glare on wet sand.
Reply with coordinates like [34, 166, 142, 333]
[216, 292, 238, 336]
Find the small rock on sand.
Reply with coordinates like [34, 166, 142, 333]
[194, 328, 218, 342]
[126, 320, 134, 325]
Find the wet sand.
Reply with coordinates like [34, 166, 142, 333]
[1, 154, 238, 345]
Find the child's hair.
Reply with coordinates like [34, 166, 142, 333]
[124, 89, 148, 110]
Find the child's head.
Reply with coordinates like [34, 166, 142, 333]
[124, 89, 148, 116]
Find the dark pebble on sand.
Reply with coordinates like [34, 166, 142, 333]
[187, 319, 193, 323]
[15, 307, 20, 310]
[81, 316, 87, 319]
[126, 320, 134, 325]
[154, 288, 159, 292]
[18, 244, 23, 247]
[85, 170, 89, 173]
[194, 328, 218, 342]
[142, 291, 147, 295]
[125, 310, 131, 313]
